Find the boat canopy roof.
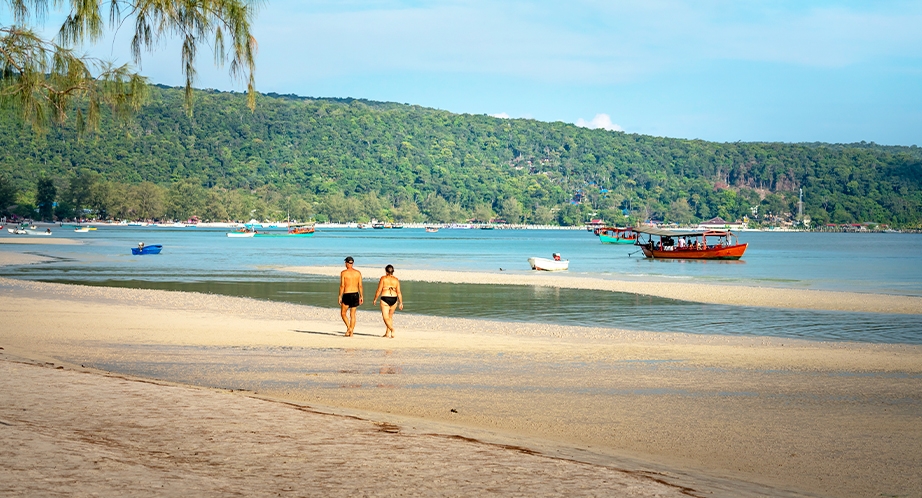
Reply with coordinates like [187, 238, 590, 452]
[632, 226, 732, 237]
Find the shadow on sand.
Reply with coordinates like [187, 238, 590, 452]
[292, 329, 380, 338]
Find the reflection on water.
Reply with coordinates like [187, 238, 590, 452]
[33, 275, 922, 345]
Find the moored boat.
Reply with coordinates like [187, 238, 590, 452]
[633, 226, 747, 260]
[598, 227, 638, 244]
[8, 223, 30, 234]
[253, 223, 315, 237]
[227, 227, 257, 237]
[528, 253, 569, 271]
[131, 244, 162, 255]
[425, 226, 439, 233]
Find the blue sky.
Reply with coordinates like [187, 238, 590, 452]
[13, 0, 922, 145]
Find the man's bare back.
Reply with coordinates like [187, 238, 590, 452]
[340, 268, 362, 294]
[339, 257, 363, 336]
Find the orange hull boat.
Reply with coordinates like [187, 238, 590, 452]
[640, 242, 748, 260]
[633, 226, 749, 260]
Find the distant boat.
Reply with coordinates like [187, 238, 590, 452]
[227, 227, 256, 238]
[598, 227, 638, 244]
[253, 223, 315, 237]
[74, 227, 91, 233]
[131, 244, 162, 255]
[528, 253, 569, 271]
[372, 222, 385, 229]
[25, 229, 52, 236]
[425, 226, 439, 233]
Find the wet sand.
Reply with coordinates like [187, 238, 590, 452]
[1, 274, 920, 497]
[282, 265, 922, 314]
[0, 357, 694, 497]
[0, 252, 53, 265]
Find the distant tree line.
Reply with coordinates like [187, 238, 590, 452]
[1, 85, 920, 227]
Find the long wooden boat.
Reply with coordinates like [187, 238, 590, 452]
[598, 227, 638, 244]
[253, 223, 315, 237]
[633, 226, 747, 260]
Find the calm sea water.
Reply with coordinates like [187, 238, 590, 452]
[2, 227, 921, 344]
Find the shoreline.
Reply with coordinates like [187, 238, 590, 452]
[280, 265, 922, 315]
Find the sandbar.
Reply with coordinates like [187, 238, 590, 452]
[282, 265, 922, 314]
[0, 237, 81, 245]
[1, 277, 919, 497]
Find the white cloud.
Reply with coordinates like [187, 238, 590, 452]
[575, 114, 623, 132]
[490, 112, 511, 119]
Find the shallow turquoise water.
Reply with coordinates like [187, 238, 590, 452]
[2, 226, 921, 344]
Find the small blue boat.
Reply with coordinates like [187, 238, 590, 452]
[131, 244, 162, 255]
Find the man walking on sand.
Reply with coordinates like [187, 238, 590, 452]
[339, 256, 363, 336]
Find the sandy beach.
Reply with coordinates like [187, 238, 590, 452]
[2, 246, 921, 497]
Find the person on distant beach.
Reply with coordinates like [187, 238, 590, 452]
[339, 256, 363, 337]
[372, 264, 403, 338]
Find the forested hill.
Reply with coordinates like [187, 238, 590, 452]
[1, 85, 920, 227]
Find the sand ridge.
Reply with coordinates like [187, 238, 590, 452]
[282, 265, 922, 314]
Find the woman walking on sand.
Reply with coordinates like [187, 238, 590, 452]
[373, 264, 403, 338]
